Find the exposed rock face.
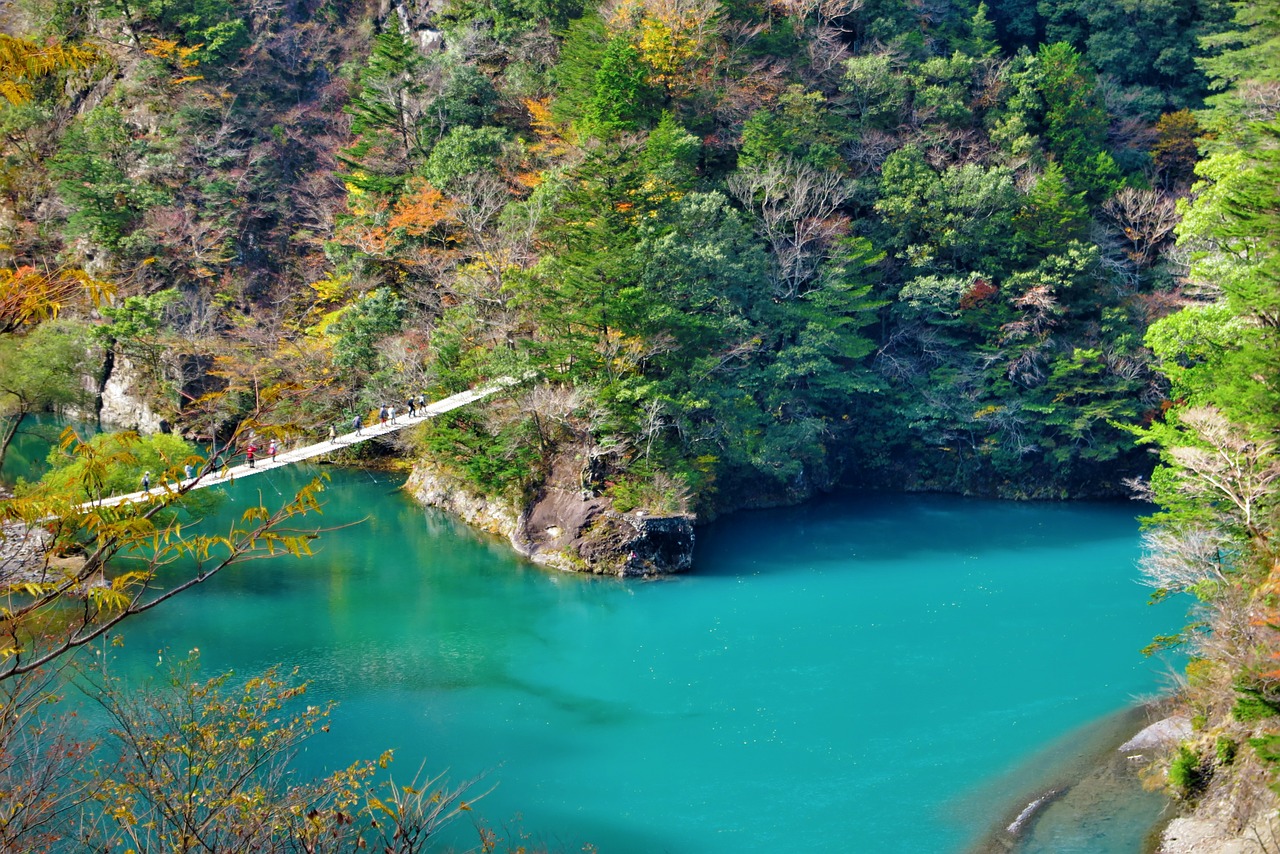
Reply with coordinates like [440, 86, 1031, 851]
[1156, 750, 1279, 853]
[405, 463, 522, 543]
[0, 523, 53, 585]
[405, 463, 695, 576]
[99, 354, 168, 433]
[577, 511, 694, 577]
[1, 523, 98, 590]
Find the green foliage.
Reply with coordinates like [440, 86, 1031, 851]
[421, 125, 507, 192]
[840, 53, 908, 130]
[1144, 303, 1240, 403]
[434, 60, 498, 133]
[1168, 744, 1208, 797]
[1174, 126, 1280, 432]
[739, 85, 844, 168]
[550, 14, 608, 126]
[418, 411, 542, 499]
[965, 2, 1001, 58]
[0, 320, 93, 416]
[1040, 0, 1217, 110]
[763, 237, 884, 409]
[1014, 161, 1088, 260]
[640, 112, 700, 189]
[1251, 734, 1280, 765]
[95, 289, 180, 348]
[623, 190, 766, 365]
[330, 288, 406, 372]
[1232, 685, 1280, 722]
[1198, 0, 1280, 125]
[345, 24, 425, 141]
[340, 24, 500, 187]
[1035, 43, 1109, 184]
[94, 0, 248, 64]
[875, 146, 1021, 274]
[438, 0, 583, 38]
[51, 107, 168, 251]
[517, 141, 652, 382]
[34, 430, 206, 503]
[4, 0, 1243, 547]
[580, 37, 657, 138]
[0, 319, 94, 468]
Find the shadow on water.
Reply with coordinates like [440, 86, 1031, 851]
[487, 670, 642, 727]
[694, 490, 1151, 575]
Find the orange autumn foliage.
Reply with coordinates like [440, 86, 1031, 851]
[387, 180, 462, 241]
[523, 97, 570, 159]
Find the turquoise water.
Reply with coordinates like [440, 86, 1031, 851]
[97, 465, 1177, 853]
[0, 413, 99, 486]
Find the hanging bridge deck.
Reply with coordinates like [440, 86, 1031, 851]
[80, 377, 521, 512]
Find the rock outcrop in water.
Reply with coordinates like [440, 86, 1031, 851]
[406, 463, 693, 576]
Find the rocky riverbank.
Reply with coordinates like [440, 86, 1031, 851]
[405, 462, 694, 576]
[966, 706, 1185, 854]
[1156, 754, 1279, 854]
[0, 521, 95, 589]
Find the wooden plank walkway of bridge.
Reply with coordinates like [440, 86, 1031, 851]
[80, 376, 521, 512]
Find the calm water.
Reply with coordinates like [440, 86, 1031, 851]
[0, 413, 99, 486]
[94, 465, 1177, 853]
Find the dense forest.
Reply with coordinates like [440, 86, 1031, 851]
[0, 0, 1278, 845]
[0, 0, 1238, 514]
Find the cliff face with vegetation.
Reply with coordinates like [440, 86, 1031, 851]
[1, 0, 1278, 831]
[2, 0, 1228, 519]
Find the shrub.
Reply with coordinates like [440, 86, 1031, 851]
[1215, 736, 1237, 766]
[1231, 685, 1280, 723]
[1167, 744, 1207, 798]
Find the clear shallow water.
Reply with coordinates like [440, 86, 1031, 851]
[96, 465, 1178, 853]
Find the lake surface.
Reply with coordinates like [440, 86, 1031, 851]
[95, 464, 1178, 853]
[0, 413, 99, 486]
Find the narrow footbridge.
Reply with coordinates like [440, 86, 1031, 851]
[80, 377, 522, 512]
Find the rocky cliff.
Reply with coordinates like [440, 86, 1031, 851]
[405, 463, 694, 576]
[98, 354, 168, 434]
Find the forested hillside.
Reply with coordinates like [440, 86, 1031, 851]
[0, 0, 1233, 520]
[3, 0, 1280, 843]
[1123, 0, 1280, 843]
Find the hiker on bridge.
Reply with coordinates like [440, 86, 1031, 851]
[329, 425, 337, 443]
[142, 471, 151, 492]
[268, 439, 278, 461]
[407, 396, 417, 417]
[246, 444, 257, 468]
[379, 406, 388, 426]
[353, 414, 362, 435]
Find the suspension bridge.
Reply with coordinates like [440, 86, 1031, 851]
[79, 376, 522, 512]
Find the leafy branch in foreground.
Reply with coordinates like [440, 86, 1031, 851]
[81, 654, 493, 854]
[0, 421, 546, 853]
[0, 425, 336, 682]
[0, 651, 500, 853]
